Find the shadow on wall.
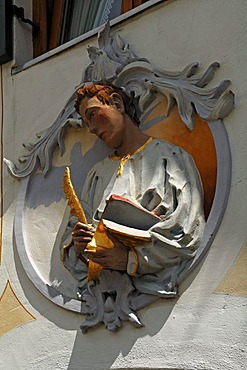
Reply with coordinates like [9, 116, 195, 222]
[66, 300, 177, 370]
[65, 260, 206, 370]
[14, 226, 180, 367]
[25, 139, 111, 210]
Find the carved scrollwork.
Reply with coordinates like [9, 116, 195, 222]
[4, 22, 234, 179]
[115, 61, 234, 130]
[9, 21, 236, 333]
[4, 94, 82, 179]
[79, 270, 143, 333]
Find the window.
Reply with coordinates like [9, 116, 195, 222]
[0, 0, 12, 65]
[33, 0, 148, 58]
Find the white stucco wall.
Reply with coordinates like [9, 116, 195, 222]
[0, 1, 247, 369]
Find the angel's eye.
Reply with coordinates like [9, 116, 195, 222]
[89, 110, 96, 120]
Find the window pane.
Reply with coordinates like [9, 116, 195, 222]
[60, 0, 118, 44]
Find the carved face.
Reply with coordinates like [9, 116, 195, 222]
[79, 95, 126, 150]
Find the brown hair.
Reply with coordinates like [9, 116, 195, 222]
[75, 84, 140, 126]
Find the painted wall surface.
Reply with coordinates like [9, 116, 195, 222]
[0, 1, 247, 369]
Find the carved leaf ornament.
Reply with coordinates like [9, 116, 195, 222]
[7, 23, 235, 332]
[4, 22, 234, 179]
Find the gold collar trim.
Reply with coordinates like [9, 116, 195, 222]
[111, 136, 154, 177]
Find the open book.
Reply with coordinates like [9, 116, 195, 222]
[63, 168, 161, 279]
[101, 194, 161, 241]
[86, 194, 161, 280]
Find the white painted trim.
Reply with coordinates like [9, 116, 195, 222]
[178, 120, 232, 283]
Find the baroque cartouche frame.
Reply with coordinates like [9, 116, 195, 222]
[4, 23, 235, 332]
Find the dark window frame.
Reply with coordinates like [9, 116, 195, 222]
[33, 0, 148, 59]
[0, 0, 13, 65]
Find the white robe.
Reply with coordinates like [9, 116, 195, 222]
[62, 138, 205, 297]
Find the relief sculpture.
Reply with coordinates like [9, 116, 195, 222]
[4, 23, 235, 332]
